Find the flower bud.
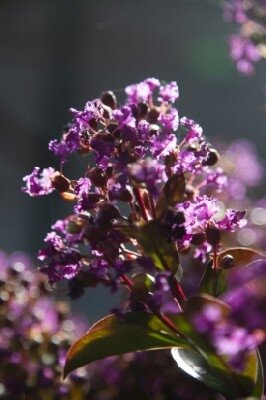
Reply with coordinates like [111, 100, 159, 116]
[87, 167, 107, 187]
[220, 254, 235, 269]
[147, 108, 160, 123]
[203, 148, 220, 166]
[60, 192, 77, 201]
[51, 172, 70, 193]
[191, 232, 206, 245]
[100, 91, 117, 109]
[138, 102, 148, 118]
[102, 104, 112, 119]
[206, 224, 221, 248]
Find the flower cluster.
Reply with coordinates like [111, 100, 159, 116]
[223, 0, 266, 74]
[23, 78, 266, 398]
[22, 78, 246, 304]
[0, 251, 90, 399]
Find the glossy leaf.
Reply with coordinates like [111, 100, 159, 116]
[64, 311, 189, 377]
[250, 350, 264, 399]
[172, 347, 240, 399]
[199, 247, 264, 296]
[132, 220, 181, 275]
[171, 295, 263, 399]
[155, 173, 186, 219]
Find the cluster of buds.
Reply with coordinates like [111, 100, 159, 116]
[0, 251, 90, 399]
[223, 0, 266, 74]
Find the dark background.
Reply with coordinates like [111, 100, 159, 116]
[0, 0, 265, 320]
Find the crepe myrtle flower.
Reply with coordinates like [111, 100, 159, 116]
[23, 78, 247, 305]
[128, 159, 167, 195]
[38, 232, 82, 283]
[125, 77, 160, 104]
[158, 81, 179, 103]
[22, 167, 56, 197]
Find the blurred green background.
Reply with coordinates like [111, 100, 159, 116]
[0, 0, 265, 320]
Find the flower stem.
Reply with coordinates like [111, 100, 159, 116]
[133, 187, 149, 222]
[212, 248, 219, 297]
[168, 275, 187, 309]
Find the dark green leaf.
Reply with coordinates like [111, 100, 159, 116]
[250, 350, 264, 399]
[64, 311, 189, 377]
[199, 248, 264, 296]
[132, 220, 181, 275]
[172, 347, 240, 399]
[171, 296, 263, 399]
[155, 173, 186, 219]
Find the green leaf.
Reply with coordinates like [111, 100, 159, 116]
[64, 311, 189, 377]
[171, 296, 264, 399]
[250, 350, 264, 399]
[132, 220, 181, 275]
[199, 248, 264, 296]
[171, 347, 240, 399]
[155, 173, 186, 219]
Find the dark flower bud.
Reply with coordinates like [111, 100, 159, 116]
[95, 203, 122, 230]
[137, 102, 148, 118]
[206, 224, 221, 248]
[149, 124, 160, 135]
[220, 254, 235, 269]
[51, 172, 70, 193]
[100, 91, 117, 109]
[102, 104, 112, 119]
[147, 107, 160, 123]
[132, 102, 148, 119]
[191, 232, 206, 245]
[87, 167, 107, 187]
[203, 148, 220, 166]
[109, 188, 133, 202]
[165, 152, 178, 168]
[98, 203, 121, 220]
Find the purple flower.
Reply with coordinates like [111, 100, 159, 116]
[177, 196, 219, 233]
[150, 131, 177, 159]
[229, 35, 261, 75]
[193, 304, 221, 333]
[205, 167, 228, 191]
[216, 209, 247, 231]
[128, 159, 167, 195]
[38, 232, 82, 283]
[158, 108, 179, 131]
[223, 0, 247, 24]
[22, 167, 55, 197]
[125, 77, 160, 104]
[158, 81, 179, 103]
